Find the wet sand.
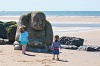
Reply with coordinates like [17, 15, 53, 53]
[0, 16, 100, 22]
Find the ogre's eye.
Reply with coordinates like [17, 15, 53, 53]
[33, 17, 39, 22]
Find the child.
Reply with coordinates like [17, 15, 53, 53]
[51, 35, 62, 61]
[19, 25, 28, 54]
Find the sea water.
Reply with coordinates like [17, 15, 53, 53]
[51, 22, 100, 33]
[0, 11, 100, 16]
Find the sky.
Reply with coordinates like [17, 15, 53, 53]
[0, 0, 100, 11]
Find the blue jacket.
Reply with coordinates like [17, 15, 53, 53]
[19, 31, 28, 42]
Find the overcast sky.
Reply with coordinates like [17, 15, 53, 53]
[0, 0, 100, 11]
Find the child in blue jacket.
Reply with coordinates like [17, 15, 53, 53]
[19, 25, 28, 54]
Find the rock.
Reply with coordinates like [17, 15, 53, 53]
[78, 45, 100, 51]
[6, 25, 17, 44]
[87, 46, 96, 51]
[13, 41, 19, 46]
[0, 21, 17, 44]
[96, 47, 100, 51]
[60, 36, 84, 47]
[15, 11, 53, 51]
[0, 38, 5, 45]
[14, 45, 20, 50]
[61, 45, 78, 50]
[78, 45, 87, 51]
[13, 41, 20, 50]
[0, 21, 4, 38]
[3, 21, 17, 39]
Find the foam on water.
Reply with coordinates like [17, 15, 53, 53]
[51, 22, 100, 33]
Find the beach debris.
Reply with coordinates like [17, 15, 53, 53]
[78, 45, 100, 51]
[0, 50, 2, 53]
[36, 59, 55, 64]
[17, 60, 30, 62]
[60, 36, 84, 47]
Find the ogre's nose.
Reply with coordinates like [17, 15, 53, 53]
[39, 20, 42, 24]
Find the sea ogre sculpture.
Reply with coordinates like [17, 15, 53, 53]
[15, 12, 53, 50]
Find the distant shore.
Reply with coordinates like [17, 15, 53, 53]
[0, 16, 100, 22]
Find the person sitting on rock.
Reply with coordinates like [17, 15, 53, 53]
[51, 35, 62, 61]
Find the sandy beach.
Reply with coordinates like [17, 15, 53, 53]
[0, 45, 100, 66]
[0, 16, 100, 22]
[0, 16, 100, 66]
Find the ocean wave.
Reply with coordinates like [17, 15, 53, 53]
[53, 27, 100, 33]
[0, 11, 100, 17]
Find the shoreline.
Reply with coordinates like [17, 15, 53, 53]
[0, 16, 100, 22]
[0, 16, 100, 46]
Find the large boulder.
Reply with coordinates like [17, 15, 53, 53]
[15, 12, 53, 52]
[3, 21, 17, 39]
[0, 21, 4, 38]
[60, 36, 84, 47]
[0, 21, 17, 44]
[6, 25, 17, 44]
[0, 21, 17, 41]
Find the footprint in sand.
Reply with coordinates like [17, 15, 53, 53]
[0, 50, 2, 53]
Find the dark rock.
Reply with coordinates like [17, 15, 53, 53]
[6, 25, 17, 44]
[0, 38, 5, 45]
[96, 47, 100, 51]
[0, 21, 4, 38]
[87, 46, 96, 51]
[0, 21, 17, 43]
[3, 21, 17, 39]
[60, 36, 84, 47]
[78, 45, 100, 51]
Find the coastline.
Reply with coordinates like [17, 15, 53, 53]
[47, 16, 100, 22]
[0, 16, 100, 22]
[0, 16, 100, 45]
[0, 16, 100, 46]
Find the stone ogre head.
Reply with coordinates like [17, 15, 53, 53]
[31, 12, 46, 30]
